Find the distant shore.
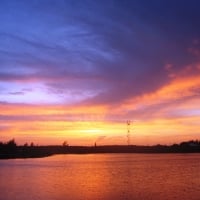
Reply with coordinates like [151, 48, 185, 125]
[0, 140, 200, 159]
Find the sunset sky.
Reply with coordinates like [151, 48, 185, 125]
[0, 0, 200, 146]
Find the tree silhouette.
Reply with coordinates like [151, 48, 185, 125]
[6, 139, 17, 150]
[63, 141, 68, 147]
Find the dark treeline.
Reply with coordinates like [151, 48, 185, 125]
[0, 139, 200, 159]
[0, 139, 53, 159]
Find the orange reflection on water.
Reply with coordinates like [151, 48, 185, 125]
[1, 154, 200, 200]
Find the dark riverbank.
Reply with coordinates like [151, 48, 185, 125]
[0, 140, 200, 159]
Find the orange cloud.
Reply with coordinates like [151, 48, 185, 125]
[1, 69, 200, 146]
[120, 72, 200, 114]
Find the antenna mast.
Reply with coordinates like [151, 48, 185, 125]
[127, 120, 131, 145]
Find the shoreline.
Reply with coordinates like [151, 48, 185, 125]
[1, 143, 200, 159]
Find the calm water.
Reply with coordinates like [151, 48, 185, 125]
[0, 153, 200, 200]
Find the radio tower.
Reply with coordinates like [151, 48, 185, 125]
[127, 120, 131, 145]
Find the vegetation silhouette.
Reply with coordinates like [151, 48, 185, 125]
[0, 139, 200, 159]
